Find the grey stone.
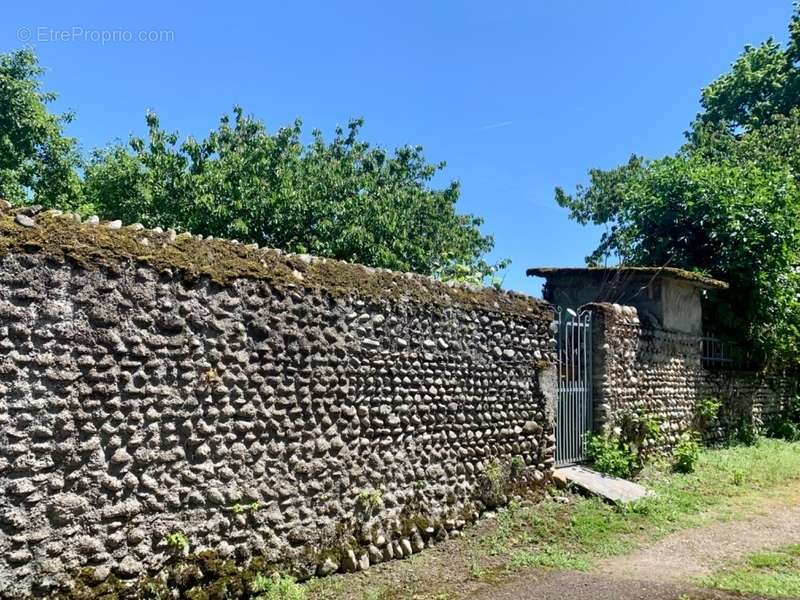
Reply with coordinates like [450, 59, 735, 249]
[14, 213, 35, 228]
[340, 549, 359, 572]
[116, 556, 141, 578]
[8, 550, 32, 565]
[110, 449, 132, 464]
[91, 566, 111, 582]
[381, 543, 394, 561]
[46, 493, 89, 526]
[316, 556, 339, 576]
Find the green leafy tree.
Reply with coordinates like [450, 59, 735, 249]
[693, 6, 800, 134]
[0, 49, 82, 207]
[82, 108, 504, 280]
[555, 6, 800, 366]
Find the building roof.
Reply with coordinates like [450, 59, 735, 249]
[525, 266, 729, 290]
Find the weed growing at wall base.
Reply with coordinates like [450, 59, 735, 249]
[673, 432, 701, 473]
[584, 432, 638, 478]
[252, 574, 306, 600]
[694, 396, 722, 434]
[766, 395, 800, 442]
[356, 489, 383, 511]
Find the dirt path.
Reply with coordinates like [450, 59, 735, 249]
[599, 487, 800, 581]
[316, 482, 800, 600]
[471, 484, 800, 599]
[470, 570, 756, 600]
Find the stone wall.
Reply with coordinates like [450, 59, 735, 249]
[589, 302, 797, 449]
[0, 210, 557, 598]
[702, 370, 797, 442]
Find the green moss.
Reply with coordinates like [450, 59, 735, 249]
[0, 211, 548, 318]
[400, 514, 433, 535]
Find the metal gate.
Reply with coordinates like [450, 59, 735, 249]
[555, 307, 592, 467]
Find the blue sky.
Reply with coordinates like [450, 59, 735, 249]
[2, 1, 794, 297]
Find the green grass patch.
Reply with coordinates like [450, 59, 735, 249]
[703, 545, 800, 598]
[472, 439, 800, 578]
[747, 551, 795, 569]
[252, 573, 306, 600]
[510, 546, 591, 571]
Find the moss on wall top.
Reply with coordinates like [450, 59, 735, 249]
[0, 208, 549, 318]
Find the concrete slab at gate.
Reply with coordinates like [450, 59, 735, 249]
[555, 465, 653, 504]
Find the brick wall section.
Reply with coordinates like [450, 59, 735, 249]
[588, 302, 796, 449]
[0, 211, 556, 598]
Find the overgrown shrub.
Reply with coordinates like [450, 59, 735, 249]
[673, 433, 701, 473]
[765, 395, 800, 442]
[585, 432, 638, 478]
[618, 410, 663, 458]
[479, 458, 508, 508]
[694, 396, 722, 434]
[733, 421, 760, 446]
[766, 419, 800, 442]
[252, 574, 306, 600]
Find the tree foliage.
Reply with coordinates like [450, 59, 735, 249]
[556, 6, 800, 366]
[0, 49, 82, 207]
[694, 9, 800, 134]
[0, 48, 504, 283]
[81, 109, 503, 279]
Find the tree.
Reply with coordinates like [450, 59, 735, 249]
[692, 7, 800, 134]
[555, 6, 800, 366]
[0, 49, 82, 207]
[81, 108, 505, 281]
[1, 48, 505, 284]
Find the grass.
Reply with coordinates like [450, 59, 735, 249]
[252, 573, 306, 600]
[302, 439, 800, 599]
[472, 438, 800, 580]
[703, 544, 800, 598]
